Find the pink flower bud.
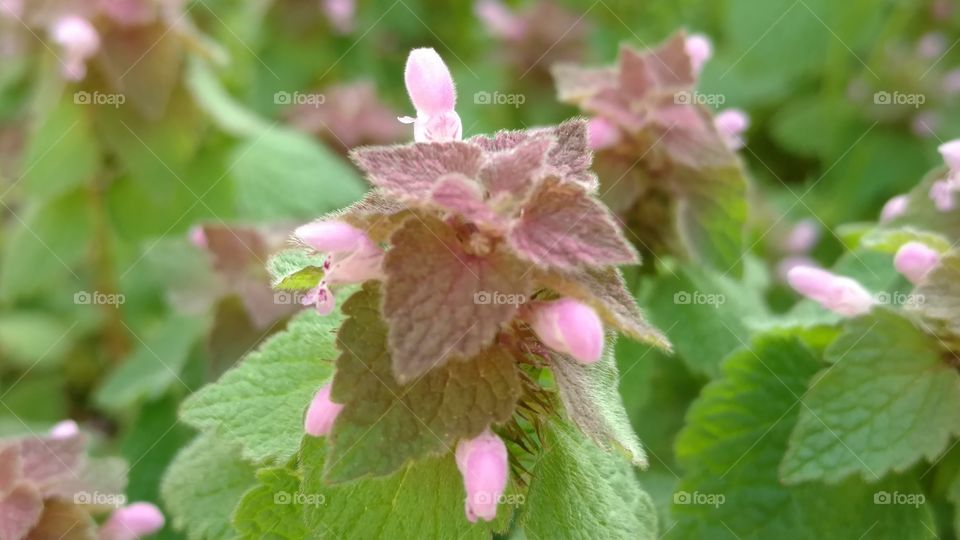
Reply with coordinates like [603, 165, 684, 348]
[787, 266, 874, 317]
[894, 242, 940, 284]
[685, 33, 712, 75]
[917, 32, 947, 59]
[187, 225, 207, 249]
[525, 298, 604, 363]
[714, 108, 749, 150]
[0, 0, 22, 19]
[455, 429, 508, 523]
[295, 220, 374, 254]
[474, 0, 525, 40]
[49, 15, 100, 81]
[402, 48, 462, 142]
[586, 117, 621, 150]
[930, 179, 955, 212]
[49, 420, 79, 439]
[939, 139, 960, 171]
[99, 502, 165, 540]
[785, 218, 818, 254]
[944, 69, 960, 95]
[880, 194, 908, 222]
[322, 0, 355, 34]
[304, 383, 343, 437]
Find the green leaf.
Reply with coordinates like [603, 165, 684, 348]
[230, 128, 366, 221]
[161, 433, 257, 540]
[180, 308, 341, 464]
[95, 316, 207, 411]
[0, 190, 93, 302]
[781, 309, 960, 483]
[550, 342, 647, 467]
[185, 59, 272, 138]
[299, 437, 511, 539]
[678, 163, 748, 275]
[232, 467, 309, 540]
[641, 264, 768, 378]
[521, 418, 658, 540]
[672, 335, 935, 539]
[266, 249, 327, 291]
[19, 95, 98, 200]
[860, 227, 952, 255]
[325, 283, 521, 483]
[0, 312, 75, 370]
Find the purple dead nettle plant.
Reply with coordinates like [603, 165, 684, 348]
[551, 32, 750, 268]
[0, 422, 163, 540]
[291, 48, 667, 522]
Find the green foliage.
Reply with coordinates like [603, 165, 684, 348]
[266, 248, 327, 291]
[232, 467, 309, 540]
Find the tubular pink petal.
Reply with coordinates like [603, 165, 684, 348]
[474, 0, 525, 40]
[302, 282, 336, 316]
[586, 117, 621, 150]
[304, 383, 343, 437]
[787, 266, 874, 317]
[714, 108, 749, 150]
[685, 33, 712, 75]
[930, 180, 955, 212]
[100, 503, 165, 540]
[414, 110, 463, 142]
[49, 16, 100, 80]
[894, 242, 940, 284]
[938, 139, 960, 171]
[404, 48, 457, 117]
[322, 0, 355, 34]
[526, 298, 604, 363]
[49, 420, 79, 440]
[456, 429, 508, 523]
[880, 194, 908, 222]
[295, 220, 374, 254]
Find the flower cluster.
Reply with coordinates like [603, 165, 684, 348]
[550, 32, 750, 267]
[0, 421, 163, 540]
[294, 47, 666, 522]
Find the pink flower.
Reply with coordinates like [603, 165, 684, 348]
[399, 48, 462, 142]
[295, 221, 383, 315]
[911, 112, 939, 138]
[455, 429, 508, 523]
[49, 420, 79, 439]
[474, 0, 525, 40]
[586, 116, 621, 150]
[101, 0, 156, 26]
[938, 139, 960, 171]
[0, 0, 22, 19]
[188, 225, 207, 249]
[787, 266, 874, 317]
[714, 108, 749, 150]
[99, 502, 165, 540]
[785, 218, 818, 254]
[301, 282, 336, 315]
[525, 298, 604, 363]
[880, 194, 908, 222]
[322, 0, 355, 34]
[930, 180, 955, 212]
[944, 69, 960, 95]
[685, 33, 712, 75]
[304, 383, 343, 437]
[49, 15, 100, 81]
[917, 32, 947, 59]
[894, 242, 940, 284]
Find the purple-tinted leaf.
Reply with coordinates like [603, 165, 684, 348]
[430, 174, 497, 225]
[350, 141, 483, 201]
[0, 484, 43, 540]
[478, 134, 551, 196]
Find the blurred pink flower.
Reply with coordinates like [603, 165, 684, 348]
[49, 15, 100, 81]
[475, 0, 525, 40]
[894, 242, 940, 284]
[685, 33, 712, 75]
[525, 298, 604, 363]
[787, 265, 874, 317]
[879, 194, 908, 222]
[99, 503, 165, 540]
[456, 429, 508, 523]
[321, 0, 355, 34]
[304, 383, 343, 436]
[714, 108, 749, 150]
